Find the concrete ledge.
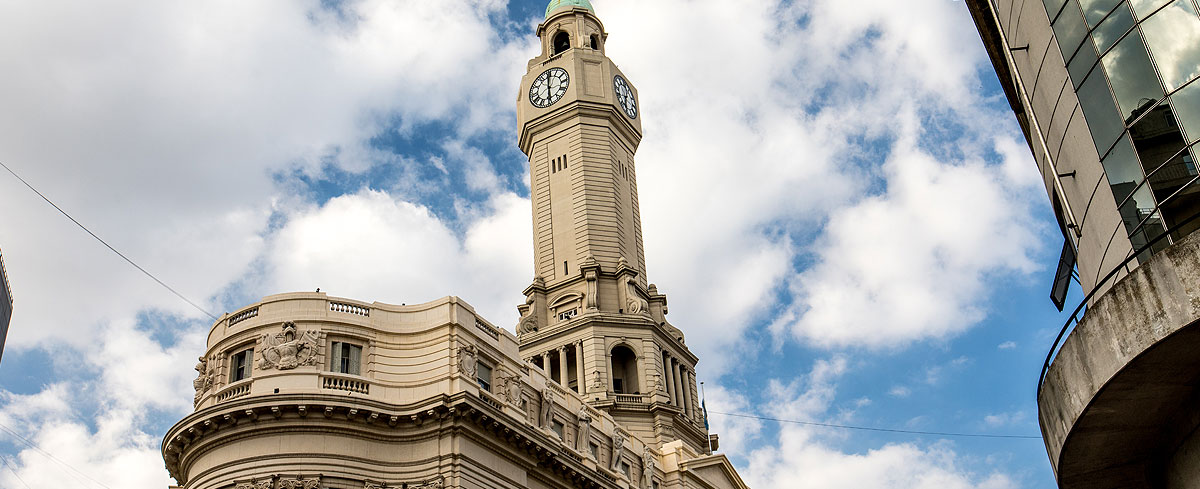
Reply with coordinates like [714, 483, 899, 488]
[1039, 231, 1200, 488]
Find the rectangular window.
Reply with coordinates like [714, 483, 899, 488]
[621, 461, 631, 479]
[476, 361, 493, 392]
[230, 348, 253, 382]
[551, 420, 565, 440]
[557, 308, 578, 322]
[589, 442, 599, 460]
[331, 341, 363, 375]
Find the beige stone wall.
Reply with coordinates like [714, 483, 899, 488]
[169, 293, 724, 489]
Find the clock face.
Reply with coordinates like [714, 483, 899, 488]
[613, 75, 637, 119]
[530, 67, 570, 108]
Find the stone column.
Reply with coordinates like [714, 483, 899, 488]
[673, 362, 685, 411]
[682, 369, 695, 419]
[689, 370, 701, 421]
[663, 353, 676, 406]
[575, 340, 585, 393]
[559, 346, 569, 386]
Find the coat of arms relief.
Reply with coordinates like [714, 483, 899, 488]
[259, 321, 320, 370]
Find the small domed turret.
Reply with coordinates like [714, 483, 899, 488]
[545, 0, 594, 19]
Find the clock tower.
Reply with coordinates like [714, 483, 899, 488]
[515, 0, 710, 454]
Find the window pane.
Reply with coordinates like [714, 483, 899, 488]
[1118, 183, 1159, 236]
[1103, 135, 1145, 197]
[1080, 0, 1123, 26]
[1161, 150, 1200, 238]
[1046, 0, 1070, 18]
[1173, 81, 1200, 143]
[1077, 68, 1127, 152]
[1101, 32, 1167, 122]
[1069, 39, 1101, 89]
[350, 345, 362, 375]
[1141, 0, 1200, 91]
[1131, 102, 1189, 199]
[1130, 0, 1173, 18]
[1054, 1, 1091, 68]
[1092, 3, 1135, 54]
[331, 341, 344, 373]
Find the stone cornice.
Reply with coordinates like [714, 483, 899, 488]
[164, 392, 640, 489]
[518, 101, 641, 156]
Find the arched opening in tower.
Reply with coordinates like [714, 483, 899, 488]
[554, 32, 571, 55]
[590, 34, 599, 50]
[610, 345, 640, 394]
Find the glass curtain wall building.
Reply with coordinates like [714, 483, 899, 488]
[1048, 0, 1200, 260]
[0, 248, 11, 363]
[969, 0, 1200, 487]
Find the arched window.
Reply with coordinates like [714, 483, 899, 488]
[610, 345, 640, 394]
[554, 31, 571, 54]
[590, 34, 599, 50]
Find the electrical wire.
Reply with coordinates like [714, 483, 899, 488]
[0, 159, 217, 321]
[707, 411, 1042, 440]
[1, 455, 32, 489]
[0, 422, 112, 489]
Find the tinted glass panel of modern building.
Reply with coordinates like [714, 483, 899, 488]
[0, 249, 10, 364]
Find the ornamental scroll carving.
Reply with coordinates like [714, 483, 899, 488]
[259, 322, 319, 370]
[366, 476, 443, 489]
[457, 344, 477, 378]
[233, 481, 272, 489]
[277, 476, 321, 489]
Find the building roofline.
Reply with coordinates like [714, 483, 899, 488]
[0, 248, 10, 305]
[964, 0, 1030, 142]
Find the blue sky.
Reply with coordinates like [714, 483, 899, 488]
[0, 0, 1076, 487]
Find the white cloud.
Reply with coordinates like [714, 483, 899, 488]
[983, 411, 1027, 428]
[997, 341, 1017, 350]
[0, 0, 533, 349]
[732, 359, 1018, 489]
[889, 386, 912, 398]
[265, 189, 531, 325]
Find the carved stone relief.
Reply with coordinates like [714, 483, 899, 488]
[497, 369, 524, 406]
[366, 477, 442, 489]
[259, 322, 319, 370]
[277, 476, 321, 489]
[457, 344, 477, 378]
[590, 369, 605, 393]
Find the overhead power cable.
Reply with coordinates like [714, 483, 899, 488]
[0, 160, 217, 321]
[707, 411, 1042, 440]
[0, 422, 112, 489]
[1, 455, 32, 489]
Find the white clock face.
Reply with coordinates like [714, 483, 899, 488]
[613, 75, 637, 119]
[530, 67, 570, 108]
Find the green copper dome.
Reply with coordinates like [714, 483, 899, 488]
[545, 0, 594, 18]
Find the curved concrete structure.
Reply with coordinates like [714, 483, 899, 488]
[1039, 232, 1200, 487]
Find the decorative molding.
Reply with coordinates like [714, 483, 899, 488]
[457, 344, 478, 378]
[259, 322, 319, 370]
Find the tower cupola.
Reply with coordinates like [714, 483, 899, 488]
[545, 0, 594, 18]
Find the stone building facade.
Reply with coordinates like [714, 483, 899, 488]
[162, 2, 748, 489]
[967, 0, 1200, 487]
